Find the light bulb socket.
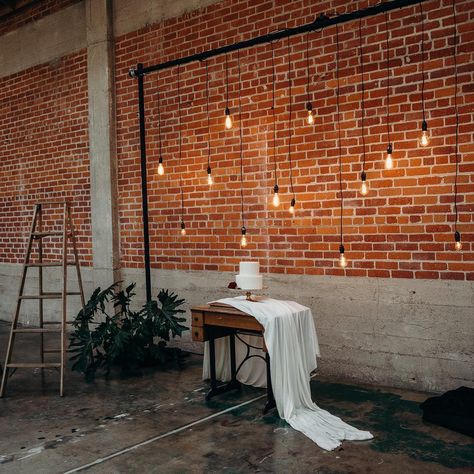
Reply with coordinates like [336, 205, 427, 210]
[339, 244, 345, 254]
[454, 231, 461, 243]
[361, 171, 367, 182]
[225, 107, 230, 116]
[273, 184, 279, 193]
[290, 198, 296, 207]
[387, 144, 393, 154]
[421, 120, 428, 132]
[306, 102, 313, 112]
[181, 221, 185, 230]
[241, 226, 247, 235]
[207, 166, 212, 175]
[159, 156, 163, 164]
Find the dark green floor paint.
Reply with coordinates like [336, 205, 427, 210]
[312, 381, 473, 469]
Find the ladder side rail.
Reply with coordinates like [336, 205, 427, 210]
[68, 205, 86, 308]
[38, 204, 44, 365]
[60, 203, 69, 397]
[0, 204, 40, 397]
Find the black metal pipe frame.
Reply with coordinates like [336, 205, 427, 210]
[137, 64, 152, 302]
[130, 0, 427, 300]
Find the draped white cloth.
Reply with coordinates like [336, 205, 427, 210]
[203, 296, 373, 451]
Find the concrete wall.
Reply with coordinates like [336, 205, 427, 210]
[1, 261, 472, 393]
[0, 0, 222, 79]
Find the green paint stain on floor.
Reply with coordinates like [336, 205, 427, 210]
[191, 379, 473, 470]
[310, 380, 474, 469]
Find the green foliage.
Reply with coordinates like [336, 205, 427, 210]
[69, 282, 187, 381]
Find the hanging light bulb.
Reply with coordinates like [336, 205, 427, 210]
[306, 102, 314, 125]
[385, 144, 393, 170]
[339, 244, 347, 268]
[454, 231, 462, 251]
[225, 107, 232, 130]
[272, 184, 280, 207]
[360, 171, 368, 196]
[207, 166, 213, 186]
[180, 221, 186, 236]
[158, 156, 164, 176]
[420, 119, 429, 147]
[240, 226, 247, 247]
[289, 198, 295, 215]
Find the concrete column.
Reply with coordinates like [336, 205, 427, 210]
[86, 0, 120, 288]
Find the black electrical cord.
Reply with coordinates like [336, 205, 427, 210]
[205, 60, 211, 173]
[237, 50, 245, 228]
[419, 2, 426, 123]
[358, 17, 367, 175]
[270, 41, 278, 191]
[225, 52, 230, 110]
[384, 11, 391, 146]
[287, 37, 295, 201]
[336, 24, 344, 248]
[177, 65, 184, 223]
[452, 0, 460, 235]
[157, 82, 163, 161]
[305, 31, 311, 105]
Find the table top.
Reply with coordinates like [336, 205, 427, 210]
[191, 303, 251, 317]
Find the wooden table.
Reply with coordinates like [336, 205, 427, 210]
[191, 304, 275, 413]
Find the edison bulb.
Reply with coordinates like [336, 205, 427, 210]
[272, 192, 280, 207]
[360, 181, 368, 196]
[307, 109, 314, 125]
[207, 173, 213, 185]
[289, 204, 295, 215]
[339, 253, 347, 268]
[420, 130, 429, 147]
[385, 153, 393, 170]
[240, 235, 247, 247]
[455, 240, 462, 251]
[158, 161, 164, 176]
[225, 108, 232, 130]
[180, 227, 186, 236]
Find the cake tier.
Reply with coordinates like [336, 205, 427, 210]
[239, 261, 260, 276]
[236, 274, 263, 290]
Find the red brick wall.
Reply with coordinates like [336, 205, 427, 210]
[0, 51, 91, 264]
[115, 0, 474, 280]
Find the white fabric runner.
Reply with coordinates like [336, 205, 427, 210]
[203, 296, 373, 451]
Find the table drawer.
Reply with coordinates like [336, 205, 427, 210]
[191, 310, 203, 327]
[192, 326, 205, 342]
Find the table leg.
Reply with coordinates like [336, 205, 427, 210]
[263, 352, 276, 414]
[206, 334, 241, 401]
[229, 333, 241, 390]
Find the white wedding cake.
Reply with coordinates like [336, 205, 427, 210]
[235, 261, 263, 290]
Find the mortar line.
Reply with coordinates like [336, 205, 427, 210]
[63, 393, 266, 473]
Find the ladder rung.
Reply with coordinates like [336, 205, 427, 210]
[6, 363, 61, 368]
[13, 328, 62, 334]
[31, 232, 69, 238]
[43, 321, 73, 325]
[26, 262, 76, 267]
[20, 292, 81, 299]
[36, 201, 70, 205]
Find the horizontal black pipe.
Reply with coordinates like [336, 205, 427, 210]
[130, 0, 427, 78]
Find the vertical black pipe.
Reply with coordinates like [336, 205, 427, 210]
[137, 63, 152, 302]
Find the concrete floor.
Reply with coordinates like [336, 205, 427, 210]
[0, 322, 473, 473]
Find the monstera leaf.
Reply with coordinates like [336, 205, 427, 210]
[69, 283, 187, 380]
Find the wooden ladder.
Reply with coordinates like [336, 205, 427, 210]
[0, 202, 85, 397]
